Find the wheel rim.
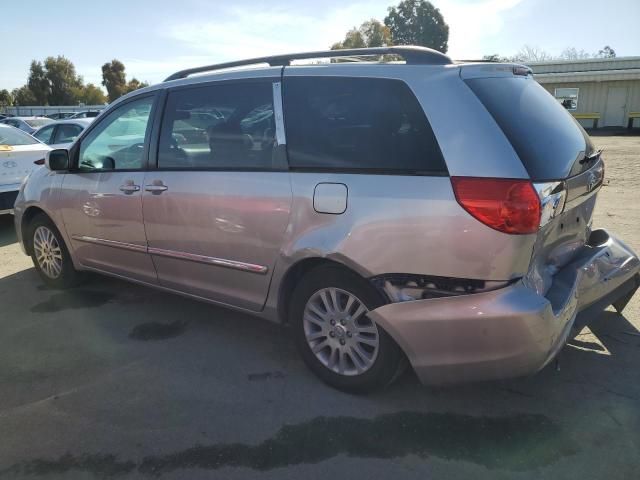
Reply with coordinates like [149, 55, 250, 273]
[303, 287, 379, 376]
[33, 226, 63, 279]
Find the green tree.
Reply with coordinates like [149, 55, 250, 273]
[384, 0, 449, 53]
[74, 83, 107, 105]
[598, 45, 616, 58]
[44, 56, 83, 105]
[332, 19, 392, 50]
[0, 89, 12, 107]
[101, 59, 127, 102]
[27, 61, 50, 105]
[124, 78, 150, 94]
[12, 86, 37, 106]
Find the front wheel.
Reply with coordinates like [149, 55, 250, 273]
[290, 265, 404, 393]
[29, 214, 80, 289]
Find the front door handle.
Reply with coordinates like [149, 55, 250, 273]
[119, 181, 140, 194]
[145, 181, 168, 194]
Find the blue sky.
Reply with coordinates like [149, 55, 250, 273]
[3, 0, 639, 91]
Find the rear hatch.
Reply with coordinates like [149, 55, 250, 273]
[462, 65, 605, 297]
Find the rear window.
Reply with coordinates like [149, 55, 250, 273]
[283, 76, 447, 174]
[466, 77, 593, 180]
[24, 118, 53, 128]
[0, 126, 39, 146]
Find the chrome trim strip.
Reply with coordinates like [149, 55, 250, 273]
[272, 81, 286, 146]
[148, 247, 269, 274]
[71, 235, 268, 274]
[71, 234, 148, 253]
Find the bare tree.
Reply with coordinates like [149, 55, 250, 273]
[511, 45, 553, 62]
[559, 47, 593, 60]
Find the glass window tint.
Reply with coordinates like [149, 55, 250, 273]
[54, 124, 83, 144]
[78, 96, 153, 171]
[283, 76, 446, 174]
[158, 82, 276, 169]
[33, 125, 56, 144]
[466, 77, 591, 180]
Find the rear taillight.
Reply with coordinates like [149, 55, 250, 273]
[33, 159, 45, 165]
[451, 177, 541, 234]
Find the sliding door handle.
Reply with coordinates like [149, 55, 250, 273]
[119, 181, 140, 194]
[145, 181, 168, 194]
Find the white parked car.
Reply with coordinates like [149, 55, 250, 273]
[32, 118, 94, 149]
[0, 124, 50, 214]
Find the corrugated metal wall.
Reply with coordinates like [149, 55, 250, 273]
[541, 80, 640, 127]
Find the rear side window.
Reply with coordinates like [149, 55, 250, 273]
[466, 77, 593, 180]
[283, 76, 446, 174]
[158, 81, 276, 170]
[54, 124, 83, 144]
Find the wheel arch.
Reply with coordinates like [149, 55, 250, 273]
[276, 256, 383, 325]
[21, 206, 50, 255]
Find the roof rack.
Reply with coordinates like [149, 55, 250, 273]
[164, 46, 453, 81]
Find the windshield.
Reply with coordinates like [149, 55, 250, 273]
[0, 126, 39, 145]
[24, 118, 54, 128]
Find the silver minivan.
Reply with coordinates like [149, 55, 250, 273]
[14, 47, 640, 392]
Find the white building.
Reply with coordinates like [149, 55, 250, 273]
[530, 56, 640, 129]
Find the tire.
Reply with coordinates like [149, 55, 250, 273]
[28, 213, 80, 289]
[290, 265, 404, 393]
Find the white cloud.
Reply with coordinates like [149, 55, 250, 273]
[439, 0, 524, 58]
[87, 0, 523, 85]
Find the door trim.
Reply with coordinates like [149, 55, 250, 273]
[148, 247, 269, 274]
[71, 234, 147, 253]
[71, 234, 268, 274]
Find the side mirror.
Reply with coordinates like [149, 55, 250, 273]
[46, 149, 70, 171]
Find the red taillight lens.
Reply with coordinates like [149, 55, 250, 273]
[451, 177, 541, 234]
[33, 159, 45, 165]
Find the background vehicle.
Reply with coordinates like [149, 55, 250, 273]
[13, 47, 640, 392]
[45, 112, 76, 120]
[33, 118, 93, 149]
[69, 111, 101, 119]
[0, 124, 50, 214]
[1, 116, 53, 134]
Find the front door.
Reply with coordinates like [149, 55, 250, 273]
[603, 87, 628, 127]
[142, 76, 291, 311]
[59, 94, 158, 283]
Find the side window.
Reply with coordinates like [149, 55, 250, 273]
[78, 96, 153, 171]
[54, 124, 83, 144]
[158, 81, 276, 169]
[33, 125, 56, 144]
[283, 76, 446, 174]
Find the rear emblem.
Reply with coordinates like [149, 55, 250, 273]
[587, 172, 597, 192]
[2, 161, 17, 168]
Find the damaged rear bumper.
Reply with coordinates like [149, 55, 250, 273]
[367, 229, 640, 385]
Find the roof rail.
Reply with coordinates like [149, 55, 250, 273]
[164, 46, 453, 81]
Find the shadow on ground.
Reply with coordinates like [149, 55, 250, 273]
[1, 220, 639, 478]
[0, 215, 17, 248]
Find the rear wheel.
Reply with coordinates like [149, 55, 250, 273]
[290, 265, 404, 393]
[29, 214, 79, 289]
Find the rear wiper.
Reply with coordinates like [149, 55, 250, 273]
[579, 148, 603, 165]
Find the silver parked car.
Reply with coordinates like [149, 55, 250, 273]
[13, 47, 640, 392]
[1, 116, 53, 135]
[32, 118, 94, 149]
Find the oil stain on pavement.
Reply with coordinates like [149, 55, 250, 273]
[30, 290, 115, 313]
[129, 320, 189, 341]
[1, 412, 578, 477]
